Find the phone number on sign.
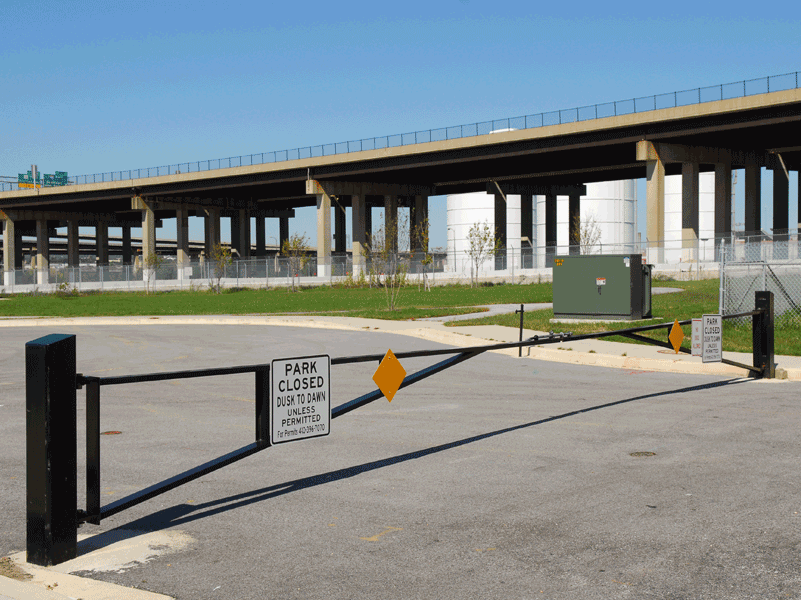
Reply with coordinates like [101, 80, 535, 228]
[298, 424, 327, 435]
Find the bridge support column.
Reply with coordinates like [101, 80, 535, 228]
[411, 194, 428, 273]
[279, 217, 289, 250]
[316, 191, 332, 277]
[365, 203, 373, 245]
[494, 192, 507, 270]
[545, 187, 557, 267]
[255, 216, 265, 257]
[36, 219, 50, 286]
[520, 193, 533, 268]
[568, 191, 581, 256]
[235, 209, 251, 259]
[132, 197, 156, 282]
[3, 217, 20, 287]
[176, 208, 190, 280]
[744, 162, 761, 236]
[67, 220, 80, 269]
[351, 194, 367, 277]
[384, 195, 398, 253]
[96, 222, 109, 267]
[714, 161, 732, 260]
[773, 166, 789, 259]
[122, 225, 132, 265]
[334, 199, 346, 255]
[682, 161, 700, 262]
[204, 208, 221, 255]
[646, 154, 665, 264]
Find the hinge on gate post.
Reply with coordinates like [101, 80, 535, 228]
[75, 373, 85, 390]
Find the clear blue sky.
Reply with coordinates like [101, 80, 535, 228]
[2, 1, 799, 248]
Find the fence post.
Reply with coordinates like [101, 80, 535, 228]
[25, 334, 78, 566]
[752, 291, 775, 379]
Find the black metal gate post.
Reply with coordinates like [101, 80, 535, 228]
[255, 366, 270, 447]
[25, 334, 78, 566]
[515, 304, 525, 357]
[753, 291, 775, 379]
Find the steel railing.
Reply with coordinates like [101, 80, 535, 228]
[2, 71, 798, 192]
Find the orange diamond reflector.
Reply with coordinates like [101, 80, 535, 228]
[372, 349, 407, 402]
[668, 319, 684, 354]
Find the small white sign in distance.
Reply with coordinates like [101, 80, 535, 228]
[691, 318, 702, 357]
[702, 314, 723, 363]
[271, 355, 331, 445]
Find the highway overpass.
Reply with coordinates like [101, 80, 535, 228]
[2, 79, 800, 279]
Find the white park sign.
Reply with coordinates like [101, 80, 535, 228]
[701, 314, 723, 363]
[270, 355, 331, 445]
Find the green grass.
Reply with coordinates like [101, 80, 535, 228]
[3, 280, 797, 355]
[447, 280, 801, 356]
[0, 282, 550, 319]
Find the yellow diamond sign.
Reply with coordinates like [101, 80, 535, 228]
[668, 319, 684, 354]
[373, 349, 406, 402]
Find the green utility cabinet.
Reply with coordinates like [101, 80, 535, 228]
[553, 254, 653, 320]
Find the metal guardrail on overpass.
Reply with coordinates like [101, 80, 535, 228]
[2, 71, 799, 193]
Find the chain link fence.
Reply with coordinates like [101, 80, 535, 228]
[720, 239, 801, 327]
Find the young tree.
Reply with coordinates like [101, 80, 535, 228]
[574, 213, 603, 254]
[143, 252, 165, 294]
[412, 217, 433, 292]
[281, 232, 310, 292]
[208, 243, 232, 294]
[465, 221, 500, 287]
[367, 213, 410, 310]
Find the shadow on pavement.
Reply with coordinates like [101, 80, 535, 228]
[90, 376, 753, 551]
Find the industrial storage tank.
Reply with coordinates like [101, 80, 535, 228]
[663, 172, 716, 263]
[446, 180, 637, 274]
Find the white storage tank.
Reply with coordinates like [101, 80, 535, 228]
[663, 172, 715, 263]
[447, 180, 637, 273]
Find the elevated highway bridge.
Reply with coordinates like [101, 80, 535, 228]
[2, 81, 801, 280]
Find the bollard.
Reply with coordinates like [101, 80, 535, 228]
[752, 291, 775, 379]
[26, 334, 78, 566]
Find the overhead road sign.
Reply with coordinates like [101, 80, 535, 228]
[270, 355, 330, 445]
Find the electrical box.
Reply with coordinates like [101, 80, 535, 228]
[553, 254, 653, 320]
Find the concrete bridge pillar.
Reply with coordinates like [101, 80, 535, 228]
[714, 161, 732, 261]
[744, 162, 761, 236]
[646, 154, 666, 264]
[122, 225, 132, 265]
[520, 193, 533, 265]
[176, 208, 189, 279]
[95, 222, 109, 273]
[231, 209, 251, 259]
[316, 190, 332, 277]
[493, 192, 507, 269]
[3, 217, 21, 286]
[67, 220, 80, 268]
[204, 208, 221, 255]
[36, 219, 50, 286]
[384, 194, 398, 253]
[279, 217, 289, 251]
[544, 187, 557, 267]
[568, 191, 581, 256]
[773, 166, 789, 259]
[351, 194, 367, 276]
[682, 161, 700, 262]
[411, 194, 429, 253]
[334, 199, 346, 255]
[255, 216, 265, 257]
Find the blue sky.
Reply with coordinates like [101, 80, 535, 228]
[2, 1, 799, 248]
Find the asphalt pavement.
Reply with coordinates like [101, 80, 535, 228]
[1, 320, 800, 600]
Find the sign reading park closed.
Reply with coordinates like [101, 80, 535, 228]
[702, 314, 723, 363]
[270, 355, 330, 445]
